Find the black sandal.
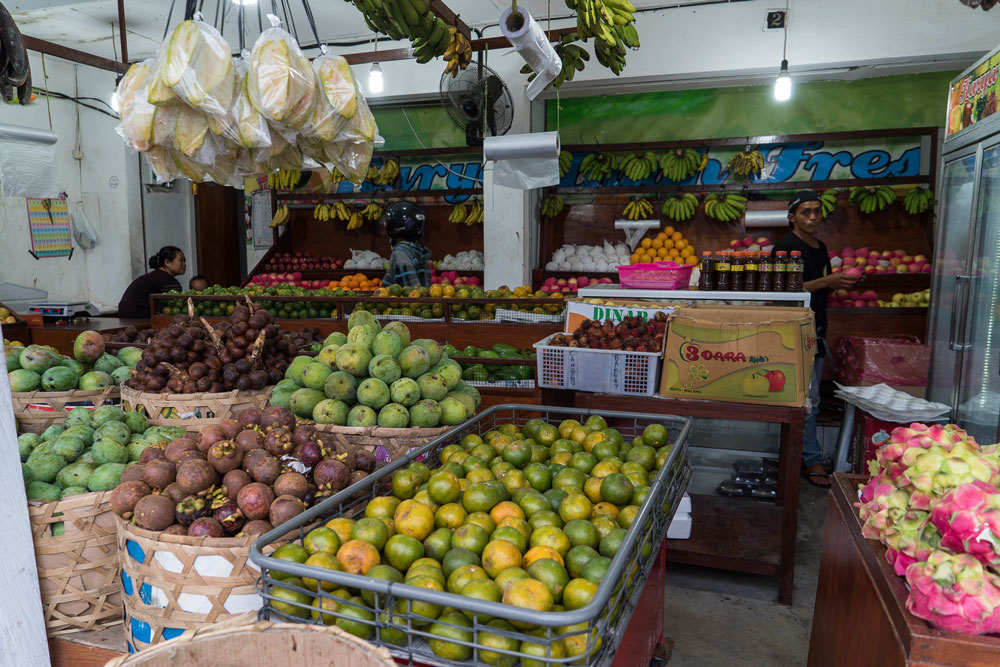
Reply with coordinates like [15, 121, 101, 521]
[802, 467, 831, 488]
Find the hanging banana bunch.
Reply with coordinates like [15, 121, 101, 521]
[578, 152, 618, 182]
[559, 151, 573, 178]
[541, 195, 565, 219]
[726, 149, 764, 179]
[903, 187, 935, 215]
[704, 193, 748, 222]
[332, 201, 352, 222]
[622, 197, 654, 220]
[268, 205, 290, 228]
[376, 159, 400, 186]
[661, 193, 699, 222]
[343, 0, 451, 62]
[443, 26, 473, 77]
[449, 202, 469, 224]
[619, 152, 658, 182]
[361, 201, 384, 222]
[849, 185, 898, 214]
[522, 32, 589, 89]
[267, 169, 302, 190]
[313, 203, 334, 221]
[464, 198, 484, 225]
[659, 148, 703, 183]
[820, 189, 839, 218]
[572, 0, 639, 76]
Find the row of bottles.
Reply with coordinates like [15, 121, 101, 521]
[699, 250, 804, 292]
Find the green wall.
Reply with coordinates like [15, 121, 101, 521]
[547, 71, 959, 143]
[372, 106, 465, 151]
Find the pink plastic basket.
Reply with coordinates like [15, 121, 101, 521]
[617, 262, 694, 289]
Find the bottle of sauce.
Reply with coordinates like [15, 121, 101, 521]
[788, 250, 804, 291]
[715, 251, 732, 291]
[759, 249, 773, 291]
[744, 251, 759, 291]
[699, 251, 715, 290]
[773, 251, 788, 292]
[730, 251, 745, 291]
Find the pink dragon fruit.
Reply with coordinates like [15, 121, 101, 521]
[882, 511, 940, 576]
[901, 442, 997, 510]
[857, 482, 910, 541]
[930, 481, 1000, 570]
[905, 551, 1000, 634]
[874, 423, 973, 486]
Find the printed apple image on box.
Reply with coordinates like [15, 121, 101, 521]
[660, 306, 816, 407]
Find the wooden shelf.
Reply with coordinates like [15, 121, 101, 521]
[843, 273, 931, 289]
[828, 307, 928, 315]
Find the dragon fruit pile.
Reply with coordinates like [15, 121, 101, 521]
[858, 422, 1000, 635]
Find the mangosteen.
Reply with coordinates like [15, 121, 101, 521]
[223, 469, 251, 499]
[350, 471, 369, 499]
[295, 441, 323, 468]
[207, 440, 244, 474]
[313, 458, 351, 493]
[244, 450, 280, 484]
[235, 428, 264, 454]
[188, 517, 224, 538]
[142, 459, 177, 490]
[174, 449, 205, 465]
[236, 520, 273, 537]
[133, 494, 176, 531]
[268, 494, 305, 526]
[354, 449, 376, 474]
[232, 305, 250, 322]
[336, 449, 357, 472]
[163, 524, 188, 536]
[236, 482, 275, 521]
[121, 463, 146, 483]
[176, 459, 218, 495]
[235, 375, 251, 391]
[197, 425, 229, 454]
[196, 377, 212, 392]
[213, 500, 245, 534]
[273, 472, 309, 499]
[138, 445, 167, 464]
[162, 482, 187, 504]
[234, 358, 252, 375]
[291, 424, 319, 448]
[111, 481, 151, 519]
[175, 496, 208, 526]
[248, 370, 268, 390]
[261, 406, 296, 431]
[267, 368, 283, 385]
[264, 427, 293, 457]
[164, 438, 199, 463]
[237, 407, 262, 428]
[219, 418, 243, 440]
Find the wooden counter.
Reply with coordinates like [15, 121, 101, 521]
[808, 474, 1000, 666]
[29, 317, 150, 356]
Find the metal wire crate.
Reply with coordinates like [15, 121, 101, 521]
[251, 404, 691, 667]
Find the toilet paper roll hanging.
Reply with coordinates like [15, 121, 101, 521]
[484, 131, 561, 190]
[500, 6, 562, 100]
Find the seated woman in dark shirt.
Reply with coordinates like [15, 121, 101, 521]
[118, 246, 186, 318]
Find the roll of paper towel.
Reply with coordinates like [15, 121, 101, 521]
[484, 132, 561, 190]
[500, 7, 561, 100]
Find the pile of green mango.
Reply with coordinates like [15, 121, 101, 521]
[6, 332, 142, 393]
[442, 343, 536, 383]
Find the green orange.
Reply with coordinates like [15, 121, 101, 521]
[428, 471, 462, 504]
[303, 527, 341, 555]
[482, 539, 523, 578]
[435, 503, 468, 530]
[442, 547, 481, 578]
[563, 577, 599, 611]
[351, 517, 390, 551]
[558, 493, 593, 523]
[301, 552, 344, 592]
[527, 558, 570, 603]
[530, 526, 571, 558]
[566, 545, 600, 578]
[363, 497, 400, 521]
[490, 525, 528, 554]
[563, 519, 600, 549]
[459, 578, 502, 622]
[384, 534, 425, 572]
[447, 563, 488, 595]
[580, 555, 611, 585]
[502, 577, 554, 629]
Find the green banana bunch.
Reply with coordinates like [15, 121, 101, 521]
[704, 193, 748, 222]
[820, 189, 839, 218]
[849, 185, 897, 214]
[522, 33, 590, 90]
[903, 187, 935, 215]
[623, 197, 654, 220]
[376, 159, 400, 186]
[659, 148, 703, 183]
[661, 193, 699, 222]
[726, 150, 764, 179]
[559, 151, 573, 178]
[449, 203, 468, 224]
[541, 195, 565, 219]
[348, 0, 450, 62]
[578, 152, 618, 182]
[620, 152, 658, 182]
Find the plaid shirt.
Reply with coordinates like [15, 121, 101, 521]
[384, 241, 432, 287]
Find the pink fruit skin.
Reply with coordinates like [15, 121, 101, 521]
[905, 551, 1000, 634]
[845, 267, 863, 279]
[931, 481, 1000, 569]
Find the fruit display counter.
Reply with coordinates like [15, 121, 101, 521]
[26, 318, 151, 357]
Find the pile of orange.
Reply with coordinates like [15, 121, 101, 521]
[629, 226, 698, 265]
[327, 274, 381, 291]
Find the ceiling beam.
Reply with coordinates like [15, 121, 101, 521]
[116, 0, 128, 64]
[342, 27, 577, 65]
[21, 35, 129, 74]
[429, 0, 471, 40]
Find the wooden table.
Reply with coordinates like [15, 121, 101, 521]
[29, 317, 150, 356]
[808, 474, 1000, 666]
[544, 390, 805, 605]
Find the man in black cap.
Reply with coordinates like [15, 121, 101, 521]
[773, 190, 858, 488]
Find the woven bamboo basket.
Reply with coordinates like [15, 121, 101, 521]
[12, 386, 120, 434]
[313, 423, 451, 463]
[105, 613, 396, 666]
[120, 385, 272, 431]
[28, 491, 122, 635]
[116, 516, 289, 651]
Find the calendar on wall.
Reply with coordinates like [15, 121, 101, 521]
[26, 197, 72, 258]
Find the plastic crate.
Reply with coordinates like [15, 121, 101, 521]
[533, 334, 662, 396]
[616, 262, 694, 290]
[251, 404, 692, 667]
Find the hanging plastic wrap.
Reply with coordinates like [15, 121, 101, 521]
[157, 19, 237, 116]
[207, 58, 273, 150]
[323, 82, 382, 183]
[247, 16, 317, 130]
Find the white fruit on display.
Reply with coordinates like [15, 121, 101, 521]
[547, 242, 630, 273]
[438, 250, 485, 271]
[344, 249, 386, 270]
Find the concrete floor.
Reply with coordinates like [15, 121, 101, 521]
[661, 481, 830, 666]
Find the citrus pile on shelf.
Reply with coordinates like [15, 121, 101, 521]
[360, 284, 565, 321]
[326, 275, 383, 292]
[158, 286, 372, 319]
[266, 414, 678, 662]
[629, 226, 698, 266]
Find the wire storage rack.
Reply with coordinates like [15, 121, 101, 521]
[250, 404, 692, 667]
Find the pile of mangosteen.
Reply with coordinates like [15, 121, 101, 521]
[110, 405, 376, 538]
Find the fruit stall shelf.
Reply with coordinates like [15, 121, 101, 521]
[26, 317, 151, 357]
[251, 404, 692, 667]
[530, 269, 619, 291]
[808, 474, 1000, 666]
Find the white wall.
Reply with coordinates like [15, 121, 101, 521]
[0, 54, 144, 312]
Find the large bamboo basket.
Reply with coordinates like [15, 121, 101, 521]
[29, 490, 122, 635]
[105, 613, 396, 666]
[120, 385, 272, 431]
[12, 386, 120, 434]
[312, 423, 451, 463]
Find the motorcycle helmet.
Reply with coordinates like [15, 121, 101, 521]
[381, 201, 426, 240]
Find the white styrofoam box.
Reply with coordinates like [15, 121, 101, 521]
[677, 493, 691, 515]
[668, 512, 692, 540]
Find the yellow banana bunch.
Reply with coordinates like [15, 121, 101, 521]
[661, 193, 699, 222]
[313, 203, 334, 221]
[266, 169, 301, 190]
[659, 148, 703, 182]
[268, 205, 290, 228]
[333, 201, 351, 222]
[704, 193, 747, 222]
[620, 152, 658, 182]
[727, 150, 764, 179]
[464, 198, 484, 225]
[623, 197, 654, 220]
[578, 152, 618, 182]
[559, 151, 573, 178]
[443, 26, 472, 77]
[347, 211, 364, 230]
[361, 201, 383, 221]
[850, 185, 897, 214]
[820, 189, 839, 218]
[449, 203, 468, 224]
[366, 165, 381, 183]
[541, 195, 565, 219]
[376, 158, 400, 186]
[903, 187, 935, 215]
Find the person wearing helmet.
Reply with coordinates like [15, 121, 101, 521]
[382, 201, 432, 287]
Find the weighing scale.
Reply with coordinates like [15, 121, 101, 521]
[28, 301, 101, 321]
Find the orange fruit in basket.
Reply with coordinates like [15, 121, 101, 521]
[592, 502, 619, 521]
[664, 225, 675, 235]
[530, 526, 571, 558]
[337, 539, 381, 575]
[662, 238, 675, 250]
[651, 238, 663, 250]
[524, 545, 564, 569]
[397, 574, 445, 622]
[590, 514, 619, 540]
[302, 552, 345, 592]
[559, 621, 602, 663]
[325, 517, 356, 545]
[502, 578, 554, 629]
[365, 495, 401, 520]
[639, 238, 652, 249]
[685, 255, 698, 265]
[559, 493, 593, 523]
[671, 231, 683, 241]
[351, 517, 390, 550]
[655, 247, 668, 259]
[482, 539, 523, 578]
[527, 558, 570, 604]
[583, 477, 604, 504]
[435, 503, 467, 530]
[563, 577, 599, 611]
[490, 500, 525, 525]
[384, 534, 425, 572]
[394, 499, 435, 541]
[303, 527, 341, 555]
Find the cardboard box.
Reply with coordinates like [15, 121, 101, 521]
[660, 306, 816, 407]
[564, 298, 676, 333]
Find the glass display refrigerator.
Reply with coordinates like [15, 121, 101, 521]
[927, 46, 1000, 443]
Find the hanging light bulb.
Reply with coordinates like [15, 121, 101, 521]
[110, 91, 120, 114]
[774, 59, 791, 101]
[369, 62, 383, 94]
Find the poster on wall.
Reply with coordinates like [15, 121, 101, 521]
[26, 197, 72, 258]
[251, 189, 274, 249]
[947, 49, 1000, 137]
